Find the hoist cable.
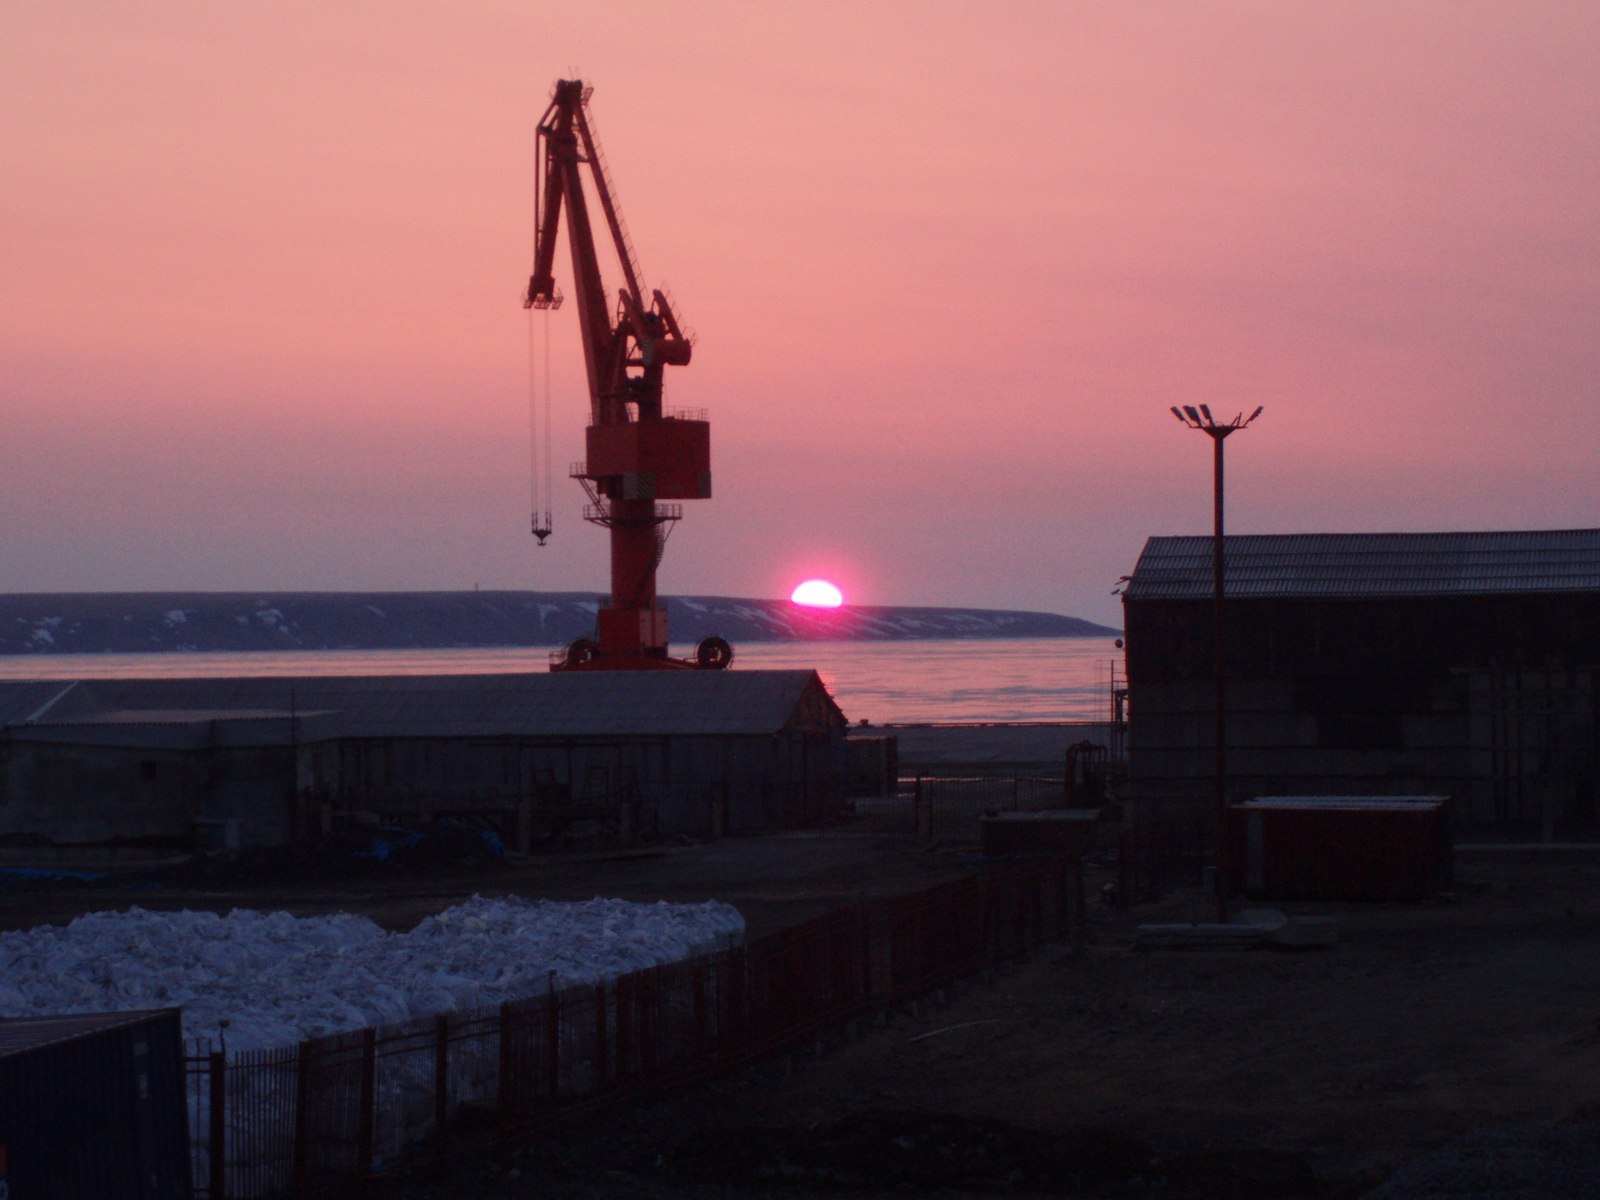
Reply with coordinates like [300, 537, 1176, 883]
[534, 310, 547, 531]
[542, 308, 553, 521]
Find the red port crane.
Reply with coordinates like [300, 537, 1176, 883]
[525, 79, 729, 671]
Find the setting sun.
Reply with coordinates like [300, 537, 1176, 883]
[790, 579, 844, 608]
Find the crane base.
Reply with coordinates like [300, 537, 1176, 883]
[549, 634, 734, 672]
[549, 652, 700, 672]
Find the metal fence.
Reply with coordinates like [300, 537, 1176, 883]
[184, 855, 1085, 1198]
[850, 773, 1207, 908]
[1115, 805, 1208, 906]
[852, 773, 1078, 843]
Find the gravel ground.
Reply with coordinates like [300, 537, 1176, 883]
[1360, 1121, 1600, 1199]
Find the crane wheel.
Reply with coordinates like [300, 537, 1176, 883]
[696, 636, 734, 670]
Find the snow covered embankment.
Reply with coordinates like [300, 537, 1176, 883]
[0, 896, 747, 1052]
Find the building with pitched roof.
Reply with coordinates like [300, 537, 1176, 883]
[0, 671, 848, 849]
[1121, 529, 1600, 835]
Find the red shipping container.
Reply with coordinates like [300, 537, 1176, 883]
[1224, 796, 1451, 902]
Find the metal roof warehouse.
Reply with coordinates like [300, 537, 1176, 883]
[1121, 528, 1600, 837]
[0, 670, 848, 850]
[1123, 529, 1600, 601]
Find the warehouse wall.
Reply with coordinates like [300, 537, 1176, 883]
[0, 740, 197, 844]
[1124, 595, 1600, 835]
[329, 729, 848, 842]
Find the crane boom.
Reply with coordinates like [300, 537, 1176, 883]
[525, 80, 723, 671]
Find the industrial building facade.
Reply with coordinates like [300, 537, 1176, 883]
[1121, 529, 1600, 838]
[0, 670, 848, 850]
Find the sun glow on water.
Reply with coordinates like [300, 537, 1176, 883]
[790, 579, 844, 608]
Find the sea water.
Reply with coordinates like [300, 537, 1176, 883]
[0, 636, 1127, 725]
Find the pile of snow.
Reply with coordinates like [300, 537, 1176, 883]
[0, 895, 745, 1052]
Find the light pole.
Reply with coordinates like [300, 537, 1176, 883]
[1171, 404, 1262, 920]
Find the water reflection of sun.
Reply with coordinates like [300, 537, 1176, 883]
[790, 579, 844, 608]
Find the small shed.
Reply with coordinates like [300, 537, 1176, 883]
[1121, 528, 1600, 836]
[1223, 796, 1452, 901]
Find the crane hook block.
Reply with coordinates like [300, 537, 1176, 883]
[525, 273, 562, 310]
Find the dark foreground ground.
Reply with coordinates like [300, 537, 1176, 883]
[6, 832, 1599, 1198]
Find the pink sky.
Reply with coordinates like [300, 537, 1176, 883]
[4, 2, 1598, 628]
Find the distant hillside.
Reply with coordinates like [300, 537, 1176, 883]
[0, 592, 1118, 655]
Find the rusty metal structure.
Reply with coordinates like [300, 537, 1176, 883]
[525, 79, 725, 671]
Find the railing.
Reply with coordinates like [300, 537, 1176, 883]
[854, 773, 1074, 843]
[183, 855, 1084, 1198]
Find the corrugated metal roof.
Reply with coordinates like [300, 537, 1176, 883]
[1122, 529, 1600, 601]
[9, 708, 347, 751]
[0, 680, 80, 726]
[0, 1009, 179, 1060]
[1241, 796, 1447, 810]
[4, 670, 841, 739]
[48, 708, 316, 725]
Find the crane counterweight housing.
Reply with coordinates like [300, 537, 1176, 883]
[525, 78, 725, 671]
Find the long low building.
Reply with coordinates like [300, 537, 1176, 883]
[1122, 528, 1600, 838]
[0, 670, 849, 849]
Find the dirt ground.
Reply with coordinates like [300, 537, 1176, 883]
[382, 841, 1600, 1198]
[7, 831, 1600, 1198]
[0, 827, 974, 941]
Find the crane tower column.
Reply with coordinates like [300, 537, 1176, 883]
[524, 79, 723, 671]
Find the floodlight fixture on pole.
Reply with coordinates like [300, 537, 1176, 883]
[1170, 405, 1264, 433]
[1172, 404, 1263, 920]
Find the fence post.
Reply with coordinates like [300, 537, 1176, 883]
[497, 1000, 515, 1118]
[358, 1027, 376, 1178]
[855, 903, 869, 1007]
[639, 966, 658, 1080]
[292, 1040, 313, 1193]
[545, 973, 561, 1103]
[208, 1051, 227, 1200]
[1028, 863, 1041, 948]
[691, 961, 708, 1060]
[592, 981, 609, 1092]
[1069, 859, 1087, 950]
[726, 943, 747, 1056]
[434, 1014, 450, 1156]
[870, 903, 891, 1003]
[1116, 828, 1133, 910]
[615, 973, 632, 1082]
